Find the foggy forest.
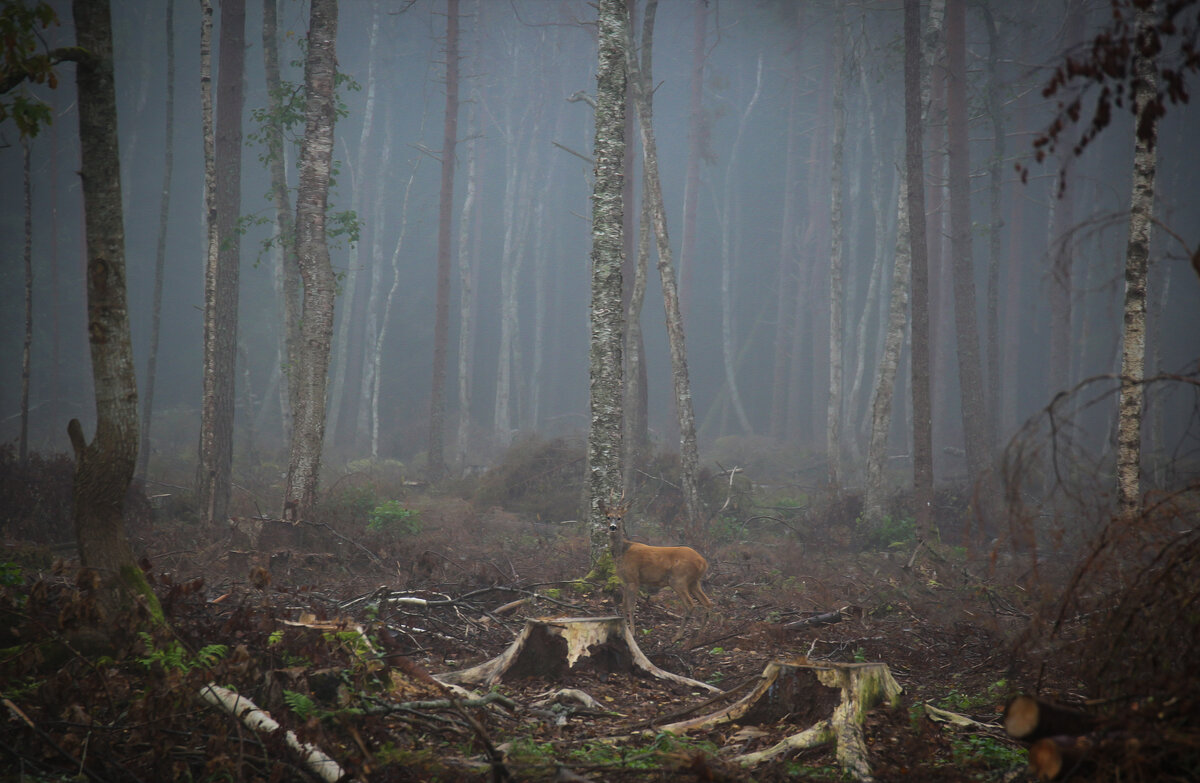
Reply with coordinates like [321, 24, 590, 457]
[3, 0, 1195, 495]
[1, 0, 1200, 779]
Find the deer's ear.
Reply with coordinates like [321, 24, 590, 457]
[598, 499, 607, 515]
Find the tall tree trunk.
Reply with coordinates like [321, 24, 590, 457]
[68, 0, 159, 616]
[326, 7, 378, 452]
[372, 152, 423, 458]
[284, 0, 339, 520]
[864, 0, 944, 528]
[198, 0, 246, 527]
[826, 0, 847, 490]
[455, 82, 480, 470]
[357, 100, 394, 451]
[770, 8, 804, 437]
[262, 0, 300, 445]
[137, 0, 175, 480]
[717, 54, 761, 437]
[621, 0, 647, 488]
[428, 0, 459, 480]
[945, 0, 996, 526]
[981, 4, 1004, 442]
[677, 0, 706, 324]
[623, 0, 703, 533]
[20, 135, 33, 465]
[906, 0, 937, 543]
[1116, 7, 1158, 520]
[587, 0, 626, 559]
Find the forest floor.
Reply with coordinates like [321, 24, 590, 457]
[1, 486, 1076, 782]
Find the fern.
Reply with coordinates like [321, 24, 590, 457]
[283, 689, 317, 720]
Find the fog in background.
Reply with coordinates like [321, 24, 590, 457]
[1, 0, 1197, 490]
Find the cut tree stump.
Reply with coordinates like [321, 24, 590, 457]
[435, 616, 720, 693]
[683, 660, 903, 783]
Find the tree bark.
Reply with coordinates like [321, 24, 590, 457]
[428, 0, 460, 480]
[69, 0, 159, 616]
[198, 0, 245, 527]
[587, 0, 626, 558]
[284, 0, 339, 520]
[1116, 7, 1158, 520]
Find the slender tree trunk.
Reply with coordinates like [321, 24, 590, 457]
[284, 0, 339, 520]
[865, 0, 944, 528]
[428, 0, 459, 480]
[20, 136, 33, 465]
[262, 0, 300, 445]
[623, 0, 703, 532]
[137, 0, 175, 480]
[327, 8, 378, 451]
[622, 0, 649, 498]
[907, 0, 937, 542]
[982, 4, 1004, 443]
[588, 0, 626, 558]
[770, 8, 804, 437]
[1116, 7, 1158, 520]
[946, 0, 996, 526]
[198, 0, 246, 527]
[827, 0, 847, 490]
[677, 0, 706, 323]
[357, 101, 393, 449]
[718, 54, 761, 437]
[455, 83, 480, 470]
[69, 0, 159, 616]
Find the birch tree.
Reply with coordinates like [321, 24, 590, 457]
[1116, 6, 1160, 519]
[587, 0, 626, 556]
[284, 0, 339, 519]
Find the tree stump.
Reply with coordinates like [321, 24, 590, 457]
[435, 616, 720, 693]
[656, 660, 903, 782]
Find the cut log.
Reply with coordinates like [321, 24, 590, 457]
[1028, 734, 1094, 780]
[658, 660, 903, 783]
[1004, 694, 1098, 742]
[435, 616, 720, 693]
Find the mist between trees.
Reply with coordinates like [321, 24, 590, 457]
[2, 0, 1197, 514]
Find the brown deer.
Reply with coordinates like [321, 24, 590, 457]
[602, 500, 712, 643]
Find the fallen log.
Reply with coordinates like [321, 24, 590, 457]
[435, 616, 720, 693]
[1028, 734, 1094, 780]
[1004, 694, 1098, 742]
[200, 683, 347, 783]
